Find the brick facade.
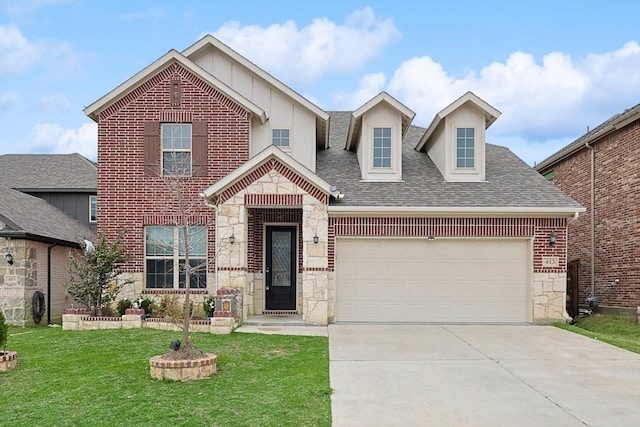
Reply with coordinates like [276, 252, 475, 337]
[541, 119, 639, 308]
[97, 62, 250, 275]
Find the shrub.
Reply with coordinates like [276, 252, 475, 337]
[0, 310, 8, 351]
[138, 297, 155, 315]
[116, 299, 132, 316]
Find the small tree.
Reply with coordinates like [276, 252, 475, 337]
[67, 232, 133, 316]
[0, 310, 8, 353]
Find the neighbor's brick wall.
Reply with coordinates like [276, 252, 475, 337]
[97, 62, 251, 275]
[33, 242, 79, 324]
[543, 119, 639, 307]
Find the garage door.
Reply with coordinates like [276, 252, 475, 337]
[335, 238, 530, 323]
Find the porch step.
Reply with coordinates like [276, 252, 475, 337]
[243, 314, 307, 327]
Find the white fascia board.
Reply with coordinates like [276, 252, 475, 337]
[84, 50, 267, 124]
[200, 145, 339, 200]
[327, 205, 585, 218]
[183, 35, 329, 122]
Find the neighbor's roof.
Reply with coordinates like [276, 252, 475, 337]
[0, 187, 95, 246]
[535, 103, 640, 172]
[0, 153, 97, 192]
[317, 111, 583, 215]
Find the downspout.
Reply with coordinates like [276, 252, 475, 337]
[585, 141, 595, 296]
[47, 243, 56, 325]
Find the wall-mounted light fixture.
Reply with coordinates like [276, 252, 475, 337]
[549, 230, 558, 246]
[427, 236, 435, 242]
[229, 233, 235, 244]
[5, 253, 13, 265]
[313, 234, 319, 244]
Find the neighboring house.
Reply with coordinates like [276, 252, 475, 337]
[535, 104, 639, 317]
[0, 154, 98, 231]
[84, 35, 583, 325]
[0, 187, 95, 326]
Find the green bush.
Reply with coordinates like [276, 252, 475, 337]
[0, 310, 8, 351]
[138, 298, 155, 315]
[116, 299, 132, 316]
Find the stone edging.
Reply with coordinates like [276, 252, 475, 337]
[150, 353, 217, 381]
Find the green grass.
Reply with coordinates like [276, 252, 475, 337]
[1, 327, 331, 427]
[554, 313, 640, 354]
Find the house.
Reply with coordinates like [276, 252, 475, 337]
[0, 154, 98, 231]
[535, 104, 639, 317]
[0, 187, 95, 326]
[83, 35, 583, 325]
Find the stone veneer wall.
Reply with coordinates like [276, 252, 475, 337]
[216, 169, 329, 324]
[533, 272, 567, 322]
[0, 237, 39, 326]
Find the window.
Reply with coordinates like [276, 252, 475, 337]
[145, 226, 207, 289]
[89, 195, 97, 223]
[162, 123, 192, 176]
[272, 129, 290, 147]
[544, 171, 555, 180]
[373, 127, 391, 168]
[456, 128, 474, 168]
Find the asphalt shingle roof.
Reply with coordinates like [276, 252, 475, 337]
[0, 187, 94, 245]
[0, 153, 97, 191]
[317, 111, 582, 209]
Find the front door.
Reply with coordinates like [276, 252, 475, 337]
[265, 226, 297, 311]
[567, 260, 580, 318]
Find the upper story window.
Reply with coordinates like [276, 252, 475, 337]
[456, 128, 475, 168]
[272, 129, 290, 148]
[145, 226, 207, 289]
[373, 127, 391, 168]
[162, 123, 192, 176]
[89, 195, 97, 223]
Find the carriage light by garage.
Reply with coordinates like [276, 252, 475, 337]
[5, 253, 13, 265]
[549, 230, 558, 246]
[313, 234, 319, 244]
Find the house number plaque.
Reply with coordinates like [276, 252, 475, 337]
[542, 256, 560, 268]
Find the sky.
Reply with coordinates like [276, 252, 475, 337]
[0, 0, 639, 166]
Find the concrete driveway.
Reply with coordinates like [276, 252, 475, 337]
[329, 324, 640, 427]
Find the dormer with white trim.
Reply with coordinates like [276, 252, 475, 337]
[345, 92, 415, 182]
[415, 92, 500, 182]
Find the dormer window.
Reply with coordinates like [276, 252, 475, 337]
[373, 127, 392, 168]
[456, 128, 475, 168]
[272, 129, 290, 148]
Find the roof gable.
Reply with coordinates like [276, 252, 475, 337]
[346, 92, 415, 151]
[415, 91, 501, 151]
[201, 145, 339, 204]
[84, 50, 267, 124]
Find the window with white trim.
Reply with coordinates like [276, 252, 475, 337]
[145, 226, 207, 289]
[373, 127, 391, 168]
[272, 129, 290, 147]
[456, 128, 474, 168]
[162, 123, 192, 176]
[89, 195, 97, 223]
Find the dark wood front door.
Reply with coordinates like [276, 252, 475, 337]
[265, 226, 297, 311]
[567, 260, 580, 318]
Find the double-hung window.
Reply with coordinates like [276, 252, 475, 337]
[272, 129, 290, 148]
[456, 128, 475, 168]
[373, 127, 391, 168]
[145, 226, 207, 289]
[162, 123, 192, 176]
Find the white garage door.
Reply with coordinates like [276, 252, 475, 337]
[335, 238, 530, 323]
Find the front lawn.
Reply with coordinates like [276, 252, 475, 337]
[555, 313, 640, 354]
[1, 327, 331, 427]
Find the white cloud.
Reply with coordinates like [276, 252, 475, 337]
[209, 7, 400, 85]
[333, 72, 387, 108]
[336, 41, 640, 145]
[0, 24, 41, 73]
[0, 24, 84, 75]
[29, 122, 97, 160]
[0, 91, 20, 110]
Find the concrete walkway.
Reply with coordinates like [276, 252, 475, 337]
[329, 324, 640, 427]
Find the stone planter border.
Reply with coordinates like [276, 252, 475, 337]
[150, 353, 217, 381]
[0, 351, 18, 372]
